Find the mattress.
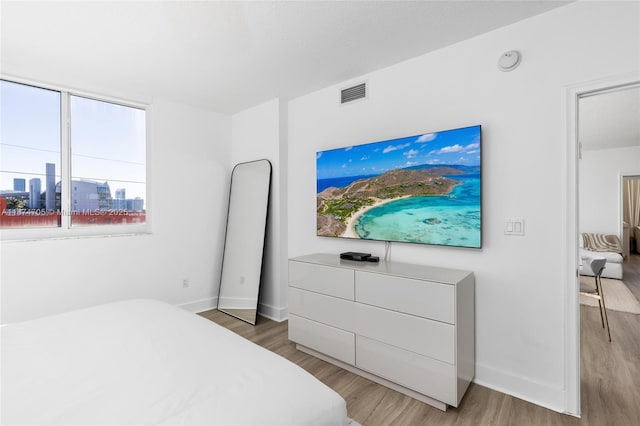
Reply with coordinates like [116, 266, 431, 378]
[1, 299, 348, 425]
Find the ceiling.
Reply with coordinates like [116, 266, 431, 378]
[1, 1, 572, 114]
[579, 85, 640, 151]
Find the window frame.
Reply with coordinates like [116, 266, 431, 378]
[0, 76, 151, 241]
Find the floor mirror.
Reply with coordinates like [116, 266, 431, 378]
[218, 159, 272, 325]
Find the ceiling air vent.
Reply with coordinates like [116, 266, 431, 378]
[341, 82, 367, 104]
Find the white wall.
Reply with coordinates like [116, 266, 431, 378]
[1, 99, 231, 323]
[580, 146, 640, 235]
[287, 1, 639, 413]
[231, 99, 287, 320]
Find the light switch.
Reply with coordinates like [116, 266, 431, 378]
[505, 218, 525, 236]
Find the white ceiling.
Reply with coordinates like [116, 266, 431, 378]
[579, 85, 640, 151]
[1, 1, 572, 114]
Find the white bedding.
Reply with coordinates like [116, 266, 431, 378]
[1, 299, 347, 425]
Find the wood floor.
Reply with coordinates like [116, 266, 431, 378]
[200, 298, 640, 425]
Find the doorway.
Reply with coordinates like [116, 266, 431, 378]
[622, 175, 640, 258]
[565, 74, 640, 416]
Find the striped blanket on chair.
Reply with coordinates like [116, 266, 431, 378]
[582, 233, 623, 255]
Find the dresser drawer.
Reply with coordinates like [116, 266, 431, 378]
[355, 271, 454, 323]
[356, 335, 456, 406]
[289, 314, 355, 365]
[289, 261, 354, 300]
[289, 287, 354, 332]
[355, 303, 454, 364]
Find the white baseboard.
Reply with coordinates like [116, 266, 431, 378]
[178, 297, 218, 314]
[258, 302, 288, 322]
[474, 363, 567, 414]
[179, 298, 287, 322]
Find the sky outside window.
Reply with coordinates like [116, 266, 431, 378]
[70, 95, 146, 202]
[0, 80, 61, 195]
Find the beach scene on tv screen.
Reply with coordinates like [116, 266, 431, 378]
[316, 125, 481, 248]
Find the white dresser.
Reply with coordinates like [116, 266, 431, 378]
[288, 253, 474, 411]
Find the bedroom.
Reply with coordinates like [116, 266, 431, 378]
[1, 1, 639, 424]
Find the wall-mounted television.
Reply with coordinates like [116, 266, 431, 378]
[316, 125, 481, 248]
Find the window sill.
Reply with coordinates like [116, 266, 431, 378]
[0, 225, 152, 243]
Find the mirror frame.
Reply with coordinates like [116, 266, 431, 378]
[217, 159, 272, 325]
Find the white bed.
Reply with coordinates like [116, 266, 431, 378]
[1, 299, 348, 425]
[580, 233, 624, 279]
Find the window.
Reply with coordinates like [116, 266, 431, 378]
[69, 95, 146, 227]
[0, 81, 61, 228]
[0, 79, 147, 237]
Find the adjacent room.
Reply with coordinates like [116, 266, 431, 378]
[1, 1, 639, 425]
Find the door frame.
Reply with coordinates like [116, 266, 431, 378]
[562, 71, 640, 416]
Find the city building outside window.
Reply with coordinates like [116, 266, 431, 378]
[0, 79, 147, 238]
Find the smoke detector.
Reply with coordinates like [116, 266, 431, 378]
[498, 50, 521, 72]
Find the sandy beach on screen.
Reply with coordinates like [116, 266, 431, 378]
[342, 196, 410, 238]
